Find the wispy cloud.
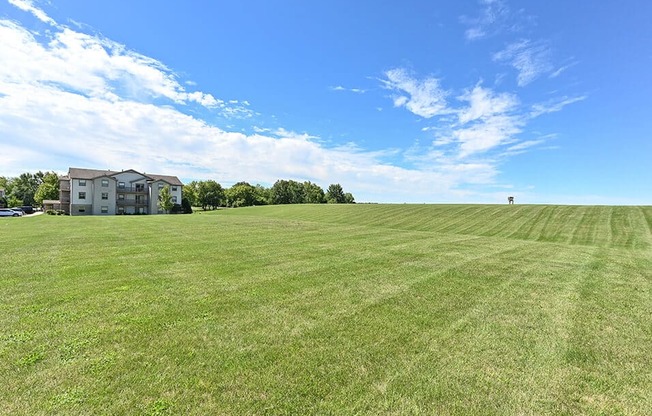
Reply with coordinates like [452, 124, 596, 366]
[330, 85, 366, 94]
[453, 85, 523, 157]
[8, 0, 56, 26]
[457, 84, 518, 123]
[493, 39, 553, 86]
[530, 95, 586, 117]
[454, 114, 524, 157]
[501, 139, 545, 156]
[380, 69, 584, 165]
[549, 60, 579, 79]
[271, 128, 318, 141]
[380, 72, 525, 159]
[380, 68, 450, 118]
[460, 0, 511, 41]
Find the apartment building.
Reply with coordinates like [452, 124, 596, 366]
[58, 167, 183, 215]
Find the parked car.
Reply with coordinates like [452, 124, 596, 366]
[0, 208, 22, 217]
[19, 205, 35, 214]
[10, 208, 25, 216]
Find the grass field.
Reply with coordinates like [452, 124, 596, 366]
[1, 204, 651, 415]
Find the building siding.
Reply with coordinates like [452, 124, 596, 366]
[60, 168, 183, 216]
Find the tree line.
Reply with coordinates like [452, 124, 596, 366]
[183, 180, 355, 210]
[0, 172, 355, 210]
[0, 171, 59, 208]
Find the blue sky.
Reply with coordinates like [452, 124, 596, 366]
[1, 0, 650, 204]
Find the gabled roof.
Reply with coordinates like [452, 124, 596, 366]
[68, 167, 119, 180]
[67, 167, 183, 186]
[115, 169, 147, 179]
[148, 174, 184, 186]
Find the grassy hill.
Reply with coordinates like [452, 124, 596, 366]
[224, 204, 652, 248]
[1, 205, 650, 415]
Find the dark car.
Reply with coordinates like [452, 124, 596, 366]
[19, 206, 35, 214]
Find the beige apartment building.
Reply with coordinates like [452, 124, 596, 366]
[56, 167, 183, 215]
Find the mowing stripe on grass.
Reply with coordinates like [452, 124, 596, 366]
[1, 205, 650, 414]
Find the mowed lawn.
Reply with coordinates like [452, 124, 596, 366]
[1, 205, 651, 415]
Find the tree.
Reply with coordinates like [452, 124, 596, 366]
[253, 184, 271, 205]
[344, 192, 355, 204]
[197, 180, 224, 210]
[9, 172, 41, 206]
[181, 197, 193, 214]
[0, 176, 9, 191]
[34, 172, 60, 206]
[226, 182, 256, 207]
[271, 179, 305, 204]
[158, 186, 174, 213]
[303, 181, 325, 204]
[182, 181, 199, 207]
[326, 183, 345, 204]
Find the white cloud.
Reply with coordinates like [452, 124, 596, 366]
[500, 139, 545, 157]
[493, 40, 553, 86]
[530, 95, 586, 117]
[0, 18, 237, 114]
[457, 84, 518, 123]
[382, 74, 525, 159]
[185, 91, 219, 108]
[8, 0, 56, 26]
[453, 114, 523, 157]
[460, 0, 511, 41]
[0, 79, 499, 202]
[549, 60, 579, 79]
[272, 128, 317, 141]
[330, 85, 365, 94]
[381, 68, 450, 118]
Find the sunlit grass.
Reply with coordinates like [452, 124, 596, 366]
[1, 205, 650, 414]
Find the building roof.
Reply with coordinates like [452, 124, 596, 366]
[66, 167, 183, 186]
[147, 174, 184, 186]
[68, 167, 119, 179]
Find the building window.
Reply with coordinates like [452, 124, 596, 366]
[79, 192, 86, 200]
[79, 180, 86, 186]
[172, 196, 177, 203]
[101, 192, 109, 200]
[101, 206, 108, 213]
[118, 182, 125, 188]
[78, 207, 85, 213]
[172, 187, 177, 191]
[101, 179, 109, 187]
[158, 183, 164, 189]
[118, 207, 124, 214]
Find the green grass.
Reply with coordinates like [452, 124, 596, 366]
[1, 204, 651, 415]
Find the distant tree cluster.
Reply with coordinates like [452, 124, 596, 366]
[183, 179, 355, 210]
[0, 171, 59, 208]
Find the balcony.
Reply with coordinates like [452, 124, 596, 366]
[60, 184, 70, 191]
[117, 199, 148, 206]
[117, 186, 148, 193]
